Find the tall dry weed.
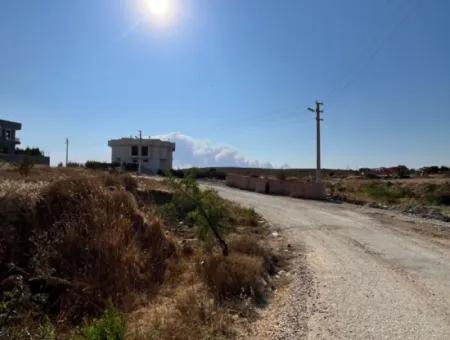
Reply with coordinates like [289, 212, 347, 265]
[1, 175, 175, 325]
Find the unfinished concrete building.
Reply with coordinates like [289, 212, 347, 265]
[0, 119, 50, 165]
[108, 137, 175, 174]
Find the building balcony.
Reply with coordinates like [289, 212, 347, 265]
[0, 137, 20, 144]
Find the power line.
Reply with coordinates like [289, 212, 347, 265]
[324, 0, 419, 103]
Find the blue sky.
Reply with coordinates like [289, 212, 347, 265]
[0, 0, 449, 168]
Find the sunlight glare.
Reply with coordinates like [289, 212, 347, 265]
[146, 0, 175, 24]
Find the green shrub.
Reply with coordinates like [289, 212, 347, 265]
[158, 168, 227, 180]
[38, 316, 57, 340]
[85, 161, 118, 171]
[162, 173, 229, 255]
[362, 182, 411, 204]
[235, 207, 259, 226]
[81, 307, 126, 340]
[423, 183, 450, 206]
[67, 162, 83, 168]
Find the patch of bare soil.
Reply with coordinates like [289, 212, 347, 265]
[236, 227, 314, 340]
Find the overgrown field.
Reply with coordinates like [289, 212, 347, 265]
[327, 178, 450, 221]
[0, 167, 286, 339]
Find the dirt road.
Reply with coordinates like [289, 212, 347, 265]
[208, 184, 450, 339]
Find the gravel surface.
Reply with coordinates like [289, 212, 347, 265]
[206, 184, 450, 339]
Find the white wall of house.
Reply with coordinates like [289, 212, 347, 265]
[108, 138, 175, 173]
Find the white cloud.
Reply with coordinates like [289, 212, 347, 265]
[154, 132, 274, 169]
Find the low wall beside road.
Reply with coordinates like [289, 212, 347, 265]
[225, 174, 325, 200]
[268, 179, 290, 196]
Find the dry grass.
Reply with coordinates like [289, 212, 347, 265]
[1, 172, 175, 327]
[202, 253, 265, 303]
[128, 285, 232, 340]
[0, 165, 88, 182]
[230, 235, 276, 275]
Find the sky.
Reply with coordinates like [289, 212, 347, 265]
[0, 0, 449, 169]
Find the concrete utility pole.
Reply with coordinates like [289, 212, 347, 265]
[65, 138, 69, 167]
[138, 130, 142, 175]
[308, 101, 324, 183]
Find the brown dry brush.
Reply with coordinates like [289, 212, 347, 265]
[1, 170, 279, 338]
[128, 285, 233, 340]
[0, 174, 175, 328]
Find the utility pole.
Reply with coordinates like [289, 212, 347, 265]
[65, 138, 69, 167]
[138, 130, 142, 175]
[308, 101, 324, 183]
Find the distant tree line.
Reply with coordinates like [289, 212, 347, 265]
[358, 165, 449, 178]
[420, 166, 450, 174]
[158, 167, 226, 180]
[15, 147, 44, 157]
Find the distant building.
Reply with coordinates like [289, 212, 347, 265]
[0, 119, 21, 154]
[108, 137, 175, 174]
[0, 119, 50, 165]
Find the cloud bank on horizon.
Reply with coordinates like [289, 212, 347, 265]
[154, 132, 284, 169]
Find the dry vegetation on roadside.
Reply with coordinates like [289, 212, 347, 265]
[327, 178, 450, 221]
[0, 166, 286, 339]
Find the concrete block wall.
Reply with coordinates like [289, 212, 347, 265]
[225, 174, 326, 200]
[254, 178, 269, 193]
[247, 177, 258, 191]
[268, 179, 290, 196]
[289, 182, 325, 199]
[225, 174, 241, 188]
[240, 176, 250, 190]
[226, 174, 250, 190]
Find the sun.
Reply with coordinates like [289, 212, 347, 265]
[146, 0, 174, 22]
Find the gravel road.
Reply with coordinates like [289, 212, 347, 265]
[207, 183, 450, 339]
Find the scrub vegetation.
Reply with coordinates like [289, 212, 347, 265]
[0, 166, 283, 339]
[327, 179, 450, 221]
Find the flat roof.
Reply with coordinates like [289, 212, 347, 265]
[108, 138, 175, 149]
[0, 119, 21, 130]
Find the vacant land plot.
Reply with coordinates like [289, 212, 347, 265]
[326, 177, 450, 221]
[0, 167, 288, 339]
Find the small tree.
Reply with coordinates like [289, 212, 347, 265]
[16, 157, 34, 176]
[396, 165, 410, 178]
[165, 172, 229, 256]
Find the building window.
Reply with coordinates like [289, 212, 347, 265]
[4, 129, 11, 140]
[116, 157, 121, 163]
[131, 145, 138, 156]
[141, 146, 148, 156]
[143, 159, 148, 163]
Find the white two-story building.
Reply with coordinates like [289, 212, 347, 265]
[108, 137, 175, 173]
